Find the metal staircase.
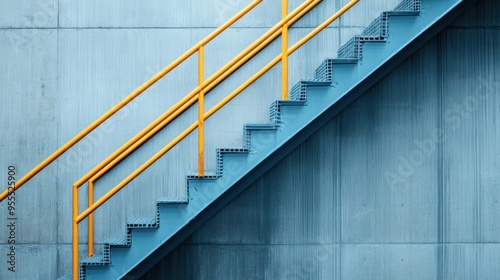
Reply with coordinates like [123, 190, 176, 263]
[69, 0, 477, 278]
[0, 0, 479, 279]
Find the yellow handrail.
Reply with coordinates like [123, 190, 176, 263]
[0, 0, 263, 203]
[81, 0, 320, 258]
[72, 0, 359, 278]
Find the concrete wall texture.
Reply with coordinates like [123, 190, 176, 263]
[0, 0, 498, 279]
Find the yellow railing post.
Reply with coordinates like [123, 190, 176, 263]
[198, 46, 205, 177]
[282, 0, 289, 100]
[72, 185, 79, 280]
[87, 181, 94, 257]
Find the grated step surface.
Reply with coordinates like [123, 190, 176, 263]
[331, 58, 358, 64]
[245, 124, 278, 130]
[81, 255, 106, 266]
[157, 196, 189, 204]
[103, 235, 130, 246]
[127, 217, 157, 228]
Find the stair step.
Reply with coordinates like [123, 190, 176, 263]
[393, 0, 421, 11]
[358, 36, 387, 42]
[331, 58, 359, 64]
[314, 58, 358, 82]
[273, 100, 306, 106]
[81, 255, 107, 266]
[103, 235, 130, 247]
[244, 123, 278, 130]
[269, 99, 307, 125]
[291, 80, 331, 101]
[127, 217, 157, 228]
[186, 174, 219, 180]
[298, 80, 332, 86]
[244, 124, 279, 149]
[157, 196, 188, 204]
[338, 36, 388, 59]
[217, 148, 249, 153]
[216, 148, 250, 176]
[387, 10, 420, 16]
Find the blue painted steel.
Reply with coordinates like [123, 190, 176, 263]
[69, 0, 480, 278]
[76, 198, 188, 279]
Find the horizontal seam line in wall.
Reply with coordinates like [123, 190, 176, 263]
[447, 26, 500, 30]
[179, 242, 500, 246]
[2, 242, 500, 246]
[0, 26, 355, 30]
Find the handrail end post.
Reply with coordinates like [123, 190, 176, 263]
[87, 181, 94, 257]
[72, 184, 79, 280]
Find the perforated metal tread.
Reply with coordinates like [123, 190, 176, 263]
[157, 196, 189, 204]
[81, 255, 106, 266]
[217, 148, 249, 153]
[297, 80, 332, 86]
[272, 100, 306, 106]
[186, 174, 219, 180]
[127, 217, 157, 228]
[103, 235, 130, 246]
[387, 10, 420, 16]
[244, 123, 279, 130]
[331, 58, 359, 64]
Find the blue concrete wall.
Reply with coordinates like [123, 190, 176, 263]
[0, 0, 404, 278]
[142, 0, 500, 279]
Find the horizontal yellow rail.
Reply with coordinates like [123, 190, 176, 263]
[72, 0, 358, 279]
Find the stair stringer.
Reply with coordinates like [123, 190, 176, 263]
[62, 0, 479, 279]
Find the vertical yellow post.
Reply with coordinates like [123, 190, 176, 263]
[198, 46, 205, 176]
[72, 186, 79, 280]
[87, 181, 94, 257]
[281, 0, 289, 100]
